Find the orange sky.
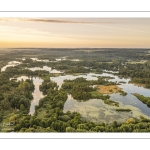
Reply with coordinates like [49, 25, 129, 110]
[0, 18, 150, 48]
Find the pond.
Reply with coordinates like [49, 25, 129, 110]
[51, 71, 150, 123]
[64, 94, 149, 124]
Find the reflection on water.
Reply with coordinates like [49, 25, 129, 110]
[71, 59, 80, 61]
[1, 61, 21, 72]
[51, 72, 130, 89]
[103, 69, 119, 73]
[51, 73, 100, 89]
[64, 95, 150, 124]
[99, 72, 130, 83]
[26, 66, 63, 73]
[15, 76, 44, 115]
[30, 57, 80, 62]
[51, 72, 150, 120]
[110, 83, 150, 116]
[31, 58, 49, 62]
[4, 58, 150, 123]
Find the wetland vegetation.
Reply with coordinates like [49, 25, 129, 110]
[0, 48, 150, 132]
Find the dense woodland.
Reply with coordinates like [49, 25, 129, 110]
[0, 48, 150, 132]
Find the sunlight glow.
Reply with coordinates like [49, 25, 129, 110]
[0, 18, 150, 48]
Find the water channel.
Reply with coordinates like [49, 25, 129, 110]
[11, 76, 44, 115]
[2, 60, 150, 123]
[1, 61, 21, 72]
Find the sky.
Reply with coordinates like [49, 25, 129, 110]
[0, 18, 150, 48]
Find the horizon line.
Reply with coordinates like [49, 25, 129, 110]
[1, 47, 150, 49]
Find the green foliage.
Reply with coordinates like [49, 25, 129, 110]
[119, 90, 127, 96]
[1, 48, 150, 132]
[62, 77, 111, 101]
[116, 108, 131, 112]
[119, 61, 150, 87]
[104, 99, 119, 107]
[133, 93, 150, 107]
[39, 76, 58, 95]
[90, 91, 110, 100]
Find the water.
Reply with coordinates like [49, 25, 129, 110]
[99, 72, 130, 83]
[56, 57, 66, 61]
[51, 71, 150, 123]
[31, 58, 49, 62]
[26, 66, 63, 73]
[12, 76, 44, 115]
[64, 95, 149, 124]
[71, 59, 80, 61]
[3, 58, 150, 123]
[103, 69, 119, 73]
[31, 57, 79, 62]
[110, 83, 150, 117]
[50, 73, 101, 89]
[50, 72, 130, 89]
[1, 61, 21, 72]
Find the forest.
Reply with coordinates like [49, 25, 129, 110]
[0, 48, 150, 132]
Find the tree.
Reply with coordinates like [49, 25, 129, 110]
[20, 104, 25, 111]
[66, 127, 76, 132]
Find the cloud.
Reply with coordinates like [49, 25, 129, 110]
[21, 18, 117, 24]
[0, 18, 146, 33]
[0, 17, 117, 24]
[0, 25, 92, 40]
[85, 23, 148, 34]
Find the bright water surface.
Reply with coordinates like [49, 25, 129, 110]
[12, 76, 44, 115]
[2, 60, 150, 123]
[26, 66, 63, 73]
[1, 61, 21, 72]
[51, 72, 150, 123]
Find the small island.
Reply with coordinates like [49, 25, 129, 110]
[133, 93, 150, 107]
[97, 85, 127, 96]
[116, 108, 132, 112]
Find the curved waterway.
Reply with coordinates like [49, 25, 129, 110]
[1, 61, 21, 72]
[51, 72, 150, 123]
[13, 76, 44, 115]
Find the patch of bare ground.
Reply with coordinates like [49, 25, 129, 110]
[97, 85, 122, 94]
